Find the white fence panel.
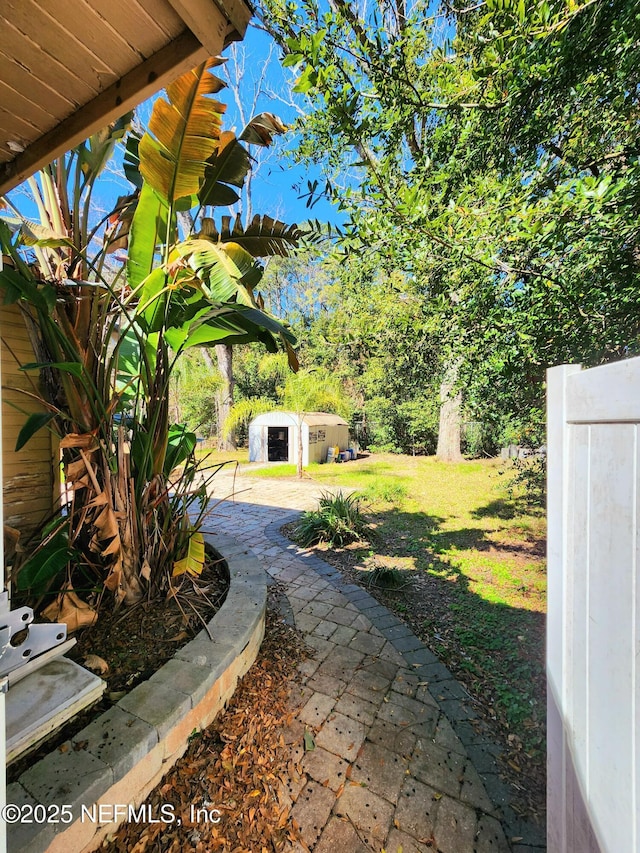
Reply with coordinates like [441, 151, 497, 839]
[547, 360, 640, 853]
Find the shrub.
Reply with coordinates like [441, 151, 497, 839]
[363, 394, 439, 455]
[366, 564, 408, 590]
[293, 491, 367, 547]
[506, 454, 547, 509]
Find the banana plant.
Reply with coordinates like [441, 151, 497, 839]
[0, 57, 305, 613]
[0, 118, 141, 612]
[113, 59, 304, 599]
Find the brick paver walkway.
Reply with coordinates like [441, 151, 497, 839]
[204, 470, 546, 853]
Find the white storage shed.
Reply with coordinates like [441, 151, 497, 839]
[248, 411, 350, 466]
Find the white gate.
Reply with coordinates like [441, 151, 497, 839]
[547, 359, 640, 852]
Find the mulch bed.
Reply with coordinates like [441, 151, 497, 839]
[7, 555, 229, 784]
[103, 589, 309, 853]
[68, 555, 230, 694]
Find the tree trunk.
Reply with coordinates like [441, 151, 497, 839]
[297, 413, 304, 479]
[436, 362, 463, 462]
[215, 344, 236, 450]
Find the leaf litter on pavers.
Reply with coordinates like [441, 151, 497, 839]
[103, 596, 310, 853]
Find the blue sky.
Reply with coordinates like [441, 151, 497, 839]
[5, 23, 340, 235]
[120, 24, 341, 230]
[212, 24, 341, 228]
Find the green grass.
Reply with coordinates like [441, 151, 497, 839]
[247, 452, 547, 764]
[195, 447, 250, 466]
[249, 453, 545, 609]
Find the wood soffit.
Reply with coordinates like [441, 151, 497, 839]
[0, 0, 253, 196]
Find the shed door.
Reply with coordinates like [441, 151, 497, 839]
[267, 427, 288, 462]
[547, 360, 640, 852]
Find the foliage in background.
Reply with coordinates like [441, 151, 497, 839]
[170, 349, 221, 437]
[255, 0, 640, 450]
[253, 250, 443, 454]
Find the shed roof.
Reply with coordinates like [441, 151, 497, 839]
[0, 0, 251, 196]
[251, 411, 349, 427]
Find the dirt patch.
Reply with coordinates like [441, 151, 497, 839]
[8, 555, 229, 784]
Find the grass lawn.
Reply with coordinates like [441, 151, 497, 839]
[249, 452, 547, 821]
[195, 447, 250, 465]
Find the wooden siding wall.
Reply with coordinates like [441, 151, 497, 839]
[305, 424, 350, 465]
[1, 304, 55, 542]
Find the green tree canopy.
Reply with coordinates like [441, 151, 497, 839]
[257, 0, 640, 444]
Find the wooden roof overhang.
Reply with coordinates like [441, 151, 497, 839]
[0, 0, 253, 196]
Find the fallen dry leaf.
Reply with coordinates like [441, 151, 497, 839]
[102, 594, 309, 853]
[83, 654, 109, 675]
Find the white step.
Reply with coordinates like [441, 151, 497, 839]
[6, 658, 106, 763]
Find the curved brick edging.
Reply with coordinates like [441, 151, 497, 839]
[6, 532, 266, 853]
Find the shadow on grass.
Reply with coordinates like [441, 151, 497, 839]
[472, 497, 545, 521]
[355, 507, 546, 746]
[368, 508, 492, 556]
[428, 526, 492, 554]
[427, 524, 545, 558]
[471, 498, 518, 520]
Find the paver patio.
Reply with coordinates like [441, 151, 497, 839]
[204, 469, 546, 852]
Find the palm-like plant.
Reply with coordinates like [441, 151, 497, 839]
[280, 369, 352, 478]
[0, 58, 304, 616]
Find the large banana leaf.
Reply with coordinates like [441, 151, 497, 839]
[198, 131, 252, 208]
[138, 59, 226, 206]
[134, 266, 170, 333]
[126, 184, 171, 290]
[172, 237, 262, 299]
[164, 302, 295, 351]
[197, 114, 288, 209]
[199, 214, 305, 258]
